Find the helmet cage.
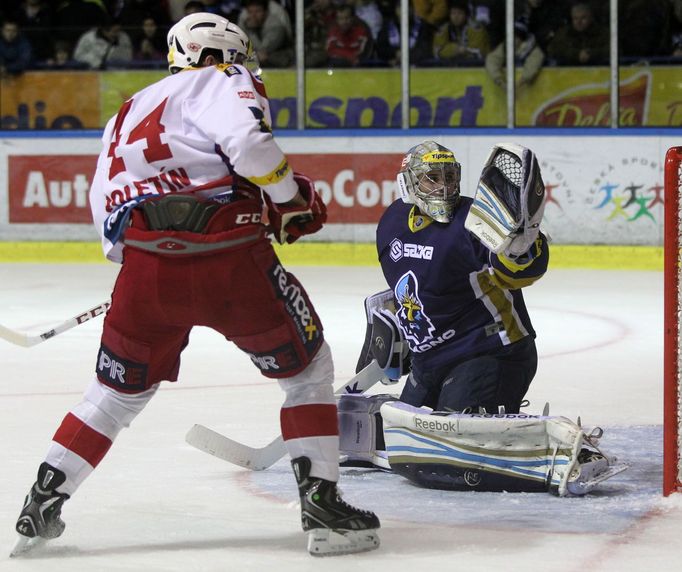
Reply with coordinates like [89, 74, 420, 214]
[399, 142, 461, 223]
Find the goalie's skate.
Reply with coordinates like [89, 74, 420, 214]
[292, 456, 380, 556]
[566, 448, 629, 496]
[11, 462, 69, 557]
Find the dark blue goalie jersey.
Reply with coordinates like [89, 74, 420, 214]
[376, 197, 549, 371]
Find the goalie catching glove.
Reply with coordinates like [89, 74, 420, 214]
[465, 143, 546, 259]
[267, 173, 327, 244]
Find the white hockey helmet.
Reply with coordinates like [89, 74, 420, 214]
[397, 141, 461, 223]
[167, 12, 254, 74]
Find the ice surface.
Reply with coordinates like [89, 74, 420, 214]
[0, 263, 678, 572]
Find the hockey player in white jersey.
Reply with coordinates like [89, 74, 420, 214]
[13, 13, 379, 558]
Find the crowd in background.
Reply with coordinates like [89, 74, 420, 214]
[1, 0, 681, 80]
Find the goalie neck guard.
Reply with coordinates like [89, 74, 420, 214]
[167, 13, 256, 74]
[397, 141, 461, 223]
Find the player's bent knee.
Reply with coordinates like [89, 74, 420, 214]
[278, 341, 334, 405]
[84, 378, 159, 429]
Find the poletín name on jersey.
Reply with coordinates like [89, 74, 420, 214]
[105, 168, 191, 212]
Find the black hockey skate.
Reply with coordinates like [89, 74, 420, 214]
[292, 456, 380, 556]
[11, 462, 70, 557]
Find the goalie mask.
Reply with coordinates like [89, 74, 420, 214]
[397, 141, 461, 223]
[167, 13, 257, 74]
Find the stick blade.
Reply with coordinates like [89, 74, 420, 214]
[185, 424, 285, 471]
[0, 323, 33, 347]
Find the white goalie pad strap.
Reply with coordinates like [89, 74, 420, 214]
[338, 394, 394, 470]
[380, 401, 590, 496]
[465, 143, 546, 256]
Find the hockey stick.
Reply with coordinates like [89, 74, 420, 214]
[0, 300, 111, 348]
[185, 359, 387, 471]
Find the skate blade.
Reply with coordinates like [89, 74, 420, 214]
[567, 463, 629, 495]
[307, 528, 380, 557]
[10, 535, 46, 558]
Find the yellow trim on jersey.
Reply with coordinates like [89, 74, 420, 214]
[496, 237, 544, 272]
[408, 206, 434, 232]
[215, 63, 239, 74]
[246, 157, 291, 187]
[475, 270, 527, 343]
[489, 269, 541, 290]
[497, 252, 533, 272]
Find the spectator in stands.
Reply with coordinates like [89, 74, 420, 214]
[41, 39, 82, 69]
[304, 0, 337, 67]
[114, 0, 171, 29]
[432, 0, 490, 66]
[375, 2, 434, 66]
[11, 0, 54, 62]
[515, 0, 568, 53]
[619, 0, 671, 60]
[546, 1, 609, 66]
[239, 0, 293, 68]
[0, 19, 32, 77]
[326, 4, 374, 67]
[183, 1, 205, 15]
[238, 0, 292, 42]
[412, 0, 448, 28]
[133, 16, 167, 61]
[485, 19, 544, 89]
[353, 0, 383, 42]
[73, 20, 134, 69]
[54, 0, 111, 45]
[671, 0, 682, 58]
[200, 0, 241, 22]
[469, 0, 505, 46]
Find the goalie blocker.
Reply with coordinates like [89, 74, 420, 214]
[355, 289, 410, 383]
[338, 396, 627, 496]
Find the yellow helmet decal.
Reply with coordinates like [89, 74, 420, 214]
[421, 151, 456, 164]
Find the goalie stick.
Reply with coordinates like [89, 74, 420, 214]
[0, 300, 111, 348]
[185, 359, 387, 471]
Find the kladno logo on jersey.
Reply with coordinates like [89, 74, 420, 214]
[394, 270, 435, 346]
[390, 238, 434, 262]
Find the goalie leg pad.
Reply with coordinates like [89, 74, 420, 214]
[388, 461, 549, 492]
[380, 401, 627, 495]
[338, 394, 394, 470]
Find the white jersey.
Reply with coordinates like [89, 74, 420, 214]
[89, 64, 298, 262]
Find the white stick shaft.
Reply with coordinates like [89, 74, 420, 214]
[0, 300, 111, 347]
[185, 360, 387, 470]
